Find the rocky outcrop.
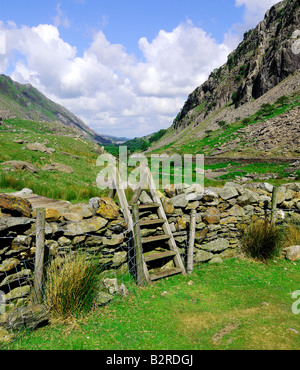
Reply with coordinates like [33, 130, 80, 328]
[174, 0, 300, 130]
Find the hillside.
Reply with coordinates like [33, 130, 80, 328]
[0, 74, 111, 145]
[149, 0, 300, 158]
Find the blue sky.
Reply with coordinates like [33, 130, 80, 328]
[0, 0, 279, 137]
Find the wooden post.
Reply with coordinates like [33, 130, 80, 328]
[271, 186, 278, 225]
[33, 208, 46, 304]
[187, 209, 196, 274]
[132, 204, 146, 286]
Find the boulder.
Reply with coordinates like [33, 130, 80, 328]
[41, 162, 73, 174]
[0, 194, 32, 217]
[219, 186, 239, 201]
[97, 197, 119, 220]
[0, 304, 49, 330]
[26, 142, 52, 154]
[283, 245, 300, 261]
[0, 161, 39, 173]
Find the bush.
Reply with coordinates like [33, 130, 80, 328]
[242, 219, 282, 261]
[45, 253, 100, 319]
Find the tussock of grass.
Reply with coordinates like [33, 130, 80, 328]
[241, 219, 282, 261]
[45, 253, 100, 320]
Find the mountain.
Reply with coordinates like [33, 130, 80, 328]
[149, 0, 300, 157]
[0, 74, 111, 144]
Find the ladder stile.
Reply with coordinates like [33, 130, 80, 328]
[113, 164, 186, 284]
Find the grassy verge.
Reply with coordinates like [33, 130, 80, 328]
[5, 258, 300, 350]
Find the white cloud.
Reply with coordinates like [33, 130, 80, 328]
[225, 0, 279, 48]
[1, 21, 230, 137]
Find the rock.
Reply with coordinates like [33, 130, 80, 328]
[283, 246, 300, 261]
[88, 197, 100, 209]
[201, 238, 230, 252]
[0, 161, 39, 173]
[0, 216, 33, 231]
[171, 194, 188, 208]
[64, 216, 108, 236]
[58, 236, 72, 247]
[194, 250, 214, 262]
[26, 142, 52, 154]
[0, 258, 20, 273]
[219, 186, 239, 201]
[41, 162, 73, 174]
[0, 194, 32, 217]
[0, 327, 14, 343]
[95, 291, 114, 306]
[259, 182, 274, 193]
[0, 304, 49, 330]
[97, 197, 119, 220]
[11, 188, 33, 196]
[139, 191, 153, 204]
[45, 208, 61, 222]
[0, 269, 32, 287]
[244, 189, 261, 203]
[69, 204, 93, 219]
[102, 278, 119, 294]
[227, 204, 245, 217]
[112, 252, 127, 267]
[117, 283, 129, 297]
[209, 256, 223, 264]
[203, 207, 221, 224]
[161, 197, 175, 215]
[4, 285, 31, 302]
[102, 234, 124, 246]
[11, 235, 31, 251]
[220, 216, 237, 224]
[63, 213, 83, 222]
[164, 184, 177, 198]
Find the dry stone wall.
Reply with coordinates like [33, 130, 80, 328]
[0, 181, 300, 311]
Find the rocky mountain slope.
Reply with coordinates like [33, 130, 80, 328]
[0, 74, 111, 144]
[150, 0, 300, 157]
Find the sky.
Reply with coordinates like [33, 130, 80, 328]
[0, 0, 279, 138]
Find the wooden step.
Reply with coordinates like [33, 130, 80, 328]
[144, 250, 177, 263]
[150, 267, 183, 281]
[129, 203, 160, 210]
[139, 218, 165, 227]
[142, 234, 171, 244]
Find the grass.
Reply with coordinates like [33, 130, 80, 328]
[4, 258, 300, 350]
[241, 219, 282, 262]
[0, 118, 107, 202]
[45, 253, 101, 320]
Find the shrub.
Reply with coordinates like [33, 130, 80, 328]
[242, 219, 282, 261]
[45, 252, 100, 319]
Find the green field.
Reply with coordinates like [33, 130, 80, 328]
[4, 258, 300, 350]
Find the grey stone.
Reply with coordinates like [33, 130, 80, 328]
[219, 186, 239, 200]
[201, 238, 230, 252]
[194, 250, 214, 262]
[171, 194, 189, 208]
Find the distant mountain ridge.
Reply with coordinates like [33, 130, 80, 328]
[0, 74, 111, 144]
